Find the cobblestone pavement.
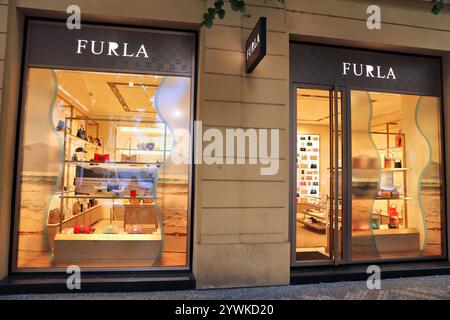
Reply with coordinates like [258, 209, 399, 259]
[1, 275, 449, 300]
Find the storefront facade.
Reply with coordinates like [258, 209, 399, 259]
[0, 0, 450, 291]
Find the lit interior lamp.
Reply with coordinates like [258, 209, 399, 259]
[129, 82, 134, 87]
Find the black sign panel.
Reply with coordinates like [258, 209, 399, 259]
[246, 17, 267, 73]
[27, 20, 195, 76]
[290, 43, 441, 96]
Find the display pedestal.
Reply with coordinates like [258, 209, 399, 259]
[54, 231, 162, 264]
[353, 228, 420, 254]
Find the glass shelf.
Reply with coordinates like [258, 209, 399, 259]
[64, 160, 159, 166]
[57, 131, 99, 148]
[382, 168, 410, 172]
[59, 195, 157, 200]
[375, 197, 412, 200]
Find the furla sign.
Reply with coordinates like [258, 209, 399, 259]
[76, 40, 150, 58]
[27, 20, 195, 76]
[342, 62, 396, 80]
[246, 17, 267, 73]
[291, 43, 442, 96]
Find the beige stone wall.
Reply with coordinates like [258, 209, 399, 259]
[194, 0, 290, 288]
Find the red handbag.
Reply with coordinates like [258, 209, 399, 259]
[74, 224, 93, 234]
[94, 153, 110, 162]
[388, 203, 399, 217]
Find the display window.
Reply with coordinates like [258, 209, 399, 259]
[351, 91, 444, 260]
[291, 43, 447, 265]
[12, 21, 195, 271]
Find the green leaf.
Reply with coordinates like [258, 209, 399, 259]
[218, 9, 226, 20]
[432, 0, 445, 15]
[214, 0, 225, 9]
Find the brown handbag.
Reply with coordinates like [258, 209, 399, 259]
[72, 200, 82, 215]
[125, 208, 144, 234]
[48, 208, 61, 224]
[384, 152, 395, 169]
[121, 139, 138, 163]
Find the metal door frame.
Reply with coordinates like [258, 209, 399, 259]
[290, 83, 350, 267]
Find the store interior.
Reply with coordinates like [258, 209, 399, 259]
[16, 68, 191, 269]
[296, 88, 444, 263]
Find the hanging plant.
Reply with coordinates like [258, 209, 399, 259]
[202, 0, 284, 28]
[432, 0, 445, 15]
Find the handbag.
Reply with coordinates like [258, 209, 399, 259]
[137, 142, 155, 151]
[388, 204, 400, 228]
[72, 200, 81, 215]
[91, 137, 102, 147]
[121, 139, 138, 163]
[94, 153, 110, 162]
[395, 130, 404, 148]
[62, 205, 72, 220]
[48, 208, 61, 224]
[384, 152, 395, 169]
[125, 208, 144, 234]
[56, 120, 70, 132]
[76, 124, 87, 140]
[74, 224, 93, 234]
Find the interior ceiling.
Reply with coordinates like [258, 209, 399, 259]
[55, 70, 162, 118]
[297, 89, 403, 127]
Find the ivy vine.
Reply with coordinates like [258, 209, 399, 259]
[202, 0, 445, 28]
[432, 0, 445, 15]
[202, 0, 284, 28]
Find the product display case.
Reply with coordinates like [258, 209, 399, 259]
[47, 116, 171, 265]
[352, 123, 420, 256]
[297, 134, 320, 198]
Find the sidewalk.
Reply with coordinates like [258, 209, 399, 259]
[1, 275, 449, 300]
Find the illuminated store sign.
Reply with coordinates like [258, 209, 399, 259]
[342, 62, 396, 80]
[27, 20, 195, 76]
[246, 17, 267, 73]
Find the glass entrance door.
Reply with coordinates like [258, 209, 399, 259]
[294, 87, 344, 265]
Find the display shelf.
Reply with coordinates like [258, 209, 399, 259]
[382, 168, 410, 172]
[377, 146, 403, 151]
[373, 211, 404, 219]
[57, 131, 99, 148]
[297, 134, 320, 198]
[375, 197, 412, 200]
[371, 127, 409, 229]
[59, 195, 157, 200]
[115, 148, 172, 153]
[65, 160, 159, 166]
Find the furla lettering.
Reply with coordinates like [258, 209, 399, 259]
[246, 34, 260, 60]
[343, 62, 396, 80]
[76, 39, 149, 58]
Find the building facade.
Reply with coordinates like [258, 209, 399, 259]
[0, 0, 449, 291]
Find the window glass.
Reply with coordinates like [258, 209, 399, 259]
[16, 68, 192, 269]
[351, 90, 445, 260]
